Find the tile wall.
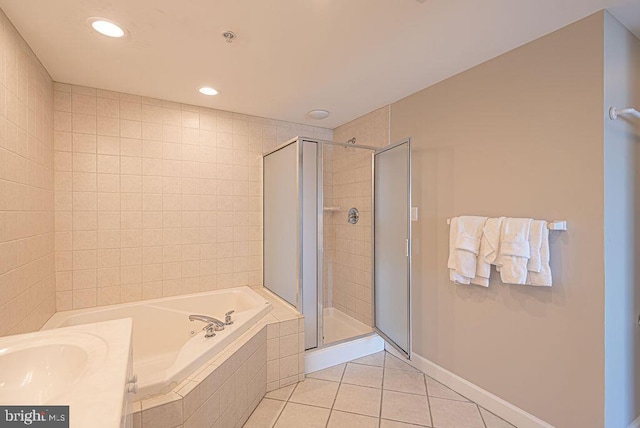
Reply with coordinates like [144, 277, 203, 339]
[53, 83, 331, 310]
[0, 9, 55, 337]
[325, 106, 390, 326]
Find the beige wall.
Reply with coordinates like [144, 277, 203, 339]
[0, 9, 55, 337]
[52, 84, 331, 310]
[390, 13, 606, 427]
[603, 11, 640, 428]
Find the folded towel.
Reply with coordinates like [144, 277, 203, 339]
[448, 216, 488, 284]
[527, 221, 552, 286]
[527, 220, 545, 273]
[471, 217, 504, 287]
[499, 218, 532, 284]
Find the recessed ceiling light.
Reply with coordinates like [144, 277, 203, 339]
[199, 87, 218, 96]
[88, 18, 126, 38]
[307, 109, 330, 120]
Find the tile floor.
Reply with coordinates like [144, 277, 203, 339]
[243, 351, 515, 428]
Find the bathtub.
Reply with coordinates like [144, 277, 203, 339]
[42, 286, 272, 399]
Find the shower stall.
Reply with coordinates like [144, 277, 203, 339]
[263, 137, 412, 356]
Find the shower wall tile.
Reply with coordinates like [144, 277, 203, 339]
[0, 9, 55, 337]
[333, 105, 390, 148]
[54, 84, 332, 309]
[325, 107, 391, 326]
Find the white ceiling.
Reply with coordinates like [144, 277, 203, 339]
[1, 0, 638, 128]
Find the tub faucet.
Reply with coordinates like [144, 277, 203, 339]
[189, 315, 225, 338]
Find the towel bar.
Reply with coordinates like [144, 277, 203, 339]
[445, 218, 567, 231]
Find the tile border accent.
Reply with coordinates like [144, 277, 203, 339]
[385, 345, 553, 428]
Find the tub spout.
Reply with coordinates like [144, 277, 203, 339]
[189, 315, 225, 331]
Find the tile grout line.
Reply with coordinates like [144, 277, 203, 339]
[423, 366, 434, 428]
[271, 382, 301, 427]
[477, 403, 488, 428]
[378, 351, 386, 424]
[323, 362, 347, 428]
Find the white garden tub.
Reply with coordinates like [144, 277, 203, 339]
[42, 286, 272, 400]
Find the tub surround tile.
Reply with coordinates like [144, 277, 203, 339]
[132, 288, 303, 427]
[53, 82, 332, 311]
[141, 392, 183, 428]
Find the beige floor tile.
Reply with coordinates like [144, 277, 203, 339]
[381, 390, 430, 426]
[244, 398, 286, 428]
[274, 402, 330, 428]
[429, 397, 484, 428]
[307, 363, 346, 382]
[265, 384, 297, 401]
[333, 384, 382, 417]
[383, 368, 426, 395]
[479, 407, 516, 428]
[425, 377, 468, 402]
[380, 419, 429, 427]
[351, 351, 385, 367]
[327, 410, 379, 428]
[342, 363, 384, 388]
[289, 378, 340, 408]
[385, 354, 419, 372]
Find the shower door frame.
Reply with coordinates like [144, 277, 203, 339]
[371, 138, 413, 359]
[262, 138, 304, 313]
[263, 137, 379, 351]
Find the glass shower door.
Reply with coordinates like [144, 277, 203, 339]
[373, 139, 412, 357]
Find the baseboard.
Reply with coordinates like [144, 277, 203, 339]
[305, 333, 384, 373]
[385, 345, 554, 428]
[628, 414, 640, 428]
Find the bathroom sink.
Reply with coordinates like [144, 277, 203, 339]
[0, 334, 105, 404]
[0, 319, 133, 428]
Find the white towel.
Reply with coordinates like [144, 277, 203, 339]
[527, 220, 545, 273]
[527, 221, 552, 286]
[448, 216, 487, 284]
[498, 218, 532, 284]
[471, 217, 505, 287]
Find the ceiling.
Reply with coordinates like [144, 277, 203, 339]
[1, 0, 638, 128]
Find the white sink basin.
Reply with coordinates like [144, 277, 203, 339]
[0, 333, 106, 404]
[0, 319, 132, 428]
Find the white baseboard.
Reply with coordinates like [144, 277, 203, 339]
[305, 334, 384, 373]
[385, 344, 554, 428]
[628, 414, 640, 428]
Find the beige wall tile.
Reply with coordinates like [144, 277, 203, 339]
[0, 9, 55, 336]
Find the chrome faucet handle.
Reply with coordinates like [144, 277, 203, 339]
[225, 310, 235, 325]
[203, 323, 216, 338]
